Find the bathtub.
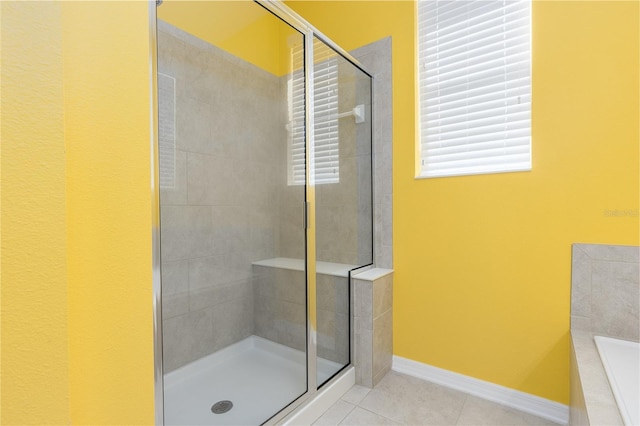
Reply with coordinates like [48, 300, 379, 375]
[594, 336, 640, 426]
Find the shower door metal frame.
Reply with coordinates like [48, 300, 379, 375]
[149, 2, 164, 424]
[149, 0, 374, 424]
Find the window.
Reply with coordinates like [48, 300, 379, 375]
[288, 39, 340, 185]
[418, 0, 531, 178]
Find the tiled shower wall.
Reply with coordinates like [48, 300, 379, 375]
[353, 38, 393, 270]
[315, 60, 373, 266]
[158, 22, 287, 372]
[569, 243, 639, 426]
[157, 22, 385, 373]
[279, 61, 373, 266]
[254, 55, 372, 362]
[263, 51, 375, 363]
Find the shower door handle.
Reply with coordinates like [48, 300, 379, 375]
[303, 201, 310, 229]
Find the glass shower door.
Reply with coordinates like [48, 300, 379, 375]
[312, 36, 373, 387]
[156, 1, 308, 424]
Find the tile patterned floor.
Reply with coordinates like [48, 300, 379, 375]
[313, 371, 562, 426]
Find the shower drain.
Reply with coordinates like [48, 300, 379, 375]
[211, 400, 233, 414]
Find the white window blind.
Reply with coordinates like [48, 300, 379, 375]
[418, 0, 531, 178]
[288, 39, 339, 185]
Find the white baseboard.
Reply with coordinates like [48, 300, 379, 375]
[393, 356, 569, 425]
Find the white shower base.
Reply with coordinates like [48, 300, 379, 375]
[164, 335, 342, 425]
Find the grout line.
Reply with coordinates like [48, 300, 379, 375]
[453, 393, 469, 426]
[329, 400, 356, 426]
[349, 405, 400, 425]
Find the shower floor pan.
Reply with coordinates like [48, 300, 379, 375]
[164, 335, 342, 425]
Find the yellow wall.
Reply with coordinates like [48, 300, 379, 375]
[1, 2, 155, 424]
[62, 2, 155, 423]
[1, 3, 70, 423]
[158, 0, 295, 76]
[1, 0, 638, 422]
[288, 0, 639, 404]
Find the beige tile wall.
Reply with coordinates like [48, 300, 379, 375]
[353, 270, 393, 388]
[353, 38, 393, 269]
[253, 265, 350, 365]
[158, 21, 287, 372]
[157, 25, 388, 375]
[569, 243, 638, 425]
[279, 56, 374, 267]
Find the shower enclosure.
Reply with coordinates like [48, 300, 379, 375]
[151, 1, 373, 424]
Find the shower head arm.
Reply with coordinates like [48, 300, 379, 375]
[337, 104, 365, 124]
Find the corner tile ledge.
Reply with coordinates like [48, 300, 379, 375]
[352, 268, 393, 281]
[252, 257, 360, 278]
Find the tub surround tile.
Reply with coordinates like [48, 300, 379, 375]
[569, 243, 638, 425]
[579, 244, 640, 263]
[570, 340, 588, 426]
[590, 260, 639, 340]
[570, 243, 639, 341]
[570, 315, 591, 332]
[570, 330, 623, 426]
[570, 245, 591, 318]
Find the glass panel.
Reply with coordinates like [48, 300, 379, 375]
[313, 37, 373, 387]
[156, 1, 307, 424]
